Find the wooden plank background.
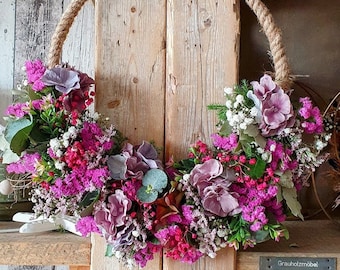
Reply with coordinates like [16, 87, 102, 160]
[0, 1, 94, 269]
[94, 0, 239, 269]
[0, 0, 239, 269]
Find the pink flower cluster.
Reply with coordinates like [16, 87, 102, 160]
[299, 97, 324, 134]
[155, 225, 203, 263]
[25, 59, 46, 91]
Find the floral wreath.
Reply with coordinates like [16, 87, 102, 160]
[0, 0, 335, 268]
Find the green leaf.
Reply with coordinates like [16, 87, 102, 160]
[247, 158, 266, 178]
[219, 121, 232, 136]
[173, 158, 195, 172]
[142, 169, 167, 192]
[137, 186, 158, 203]
[282, 187, 303, 220]
[79, 190, 100, 208]
[5, 116, 34, 155]
[105, 244, 114, 257]
[244, 124, 259, 138]
[0, 133, 19, 163]
[277, 171, 294, 188]
[254, 229, 270, 243]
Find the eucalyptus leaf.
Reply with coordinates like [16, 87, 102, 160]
[105, 244, 114, 257]
[282, 187, 303, 220]
[254, 229, 270, 243]
[254, 134, 266, 149]
[219, 121, 232, 136]
[142, 168, 167, 192]
[137, 186, 158, 203]
[244, 124, 259, 138]
[0, 133, 19, 163]
[277, 170, 294, 189]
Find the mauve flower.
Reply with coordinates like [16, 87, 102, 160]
[251, 74, 280, 101]
[107, 141, 161, 180]
[250, 75, 295, 136]
[260, 88, 295, 136]
[41, 67, 80, 94]
[201, 178, 240, 217]
[189, 159, 240, 217]
[94, 189, 132, 237]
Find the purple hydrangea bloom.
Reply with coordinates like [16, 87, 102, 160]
[94, 189, 132, 237]
[251, 75, 295, 137]
[41, 67, 80, 94]
[189, 159, 240, 217]
[107, 141, 161, 180]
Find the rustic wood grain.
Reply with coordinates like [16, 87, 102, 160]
[5, 267, 68, 270]
[62, 0, 95, 76]
[93, 1, 166, 269]
[163, 1, 239, 269]
[13, 0, 62, 86]
[0, 223, 91, 266]
[0, 0, 15, 124]
[95, 0, 166, 148]
[69, 266, 90, 270]
[165, 0, 240, 159]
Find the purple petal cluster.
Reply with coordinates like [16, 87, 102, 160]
[107, 141, 161, 180]
[251, 74, 295, 136]
[94, 189, 132, 242]
[41, 67, 80, 94]
[189, 159, 240, 217]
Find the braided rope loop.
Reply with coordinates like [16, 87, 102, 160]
[244, 0, 291, 90]
[47, 0, 89, 68]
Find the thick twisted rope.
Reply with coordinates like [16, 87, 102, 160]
[245, 0, 292, 90]
[47, 0, 89, 68]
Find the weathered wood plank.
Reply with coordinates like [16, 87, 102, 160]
[0, 0, 15, 123]
[0, 223, 91, 266]
[95, 0, 166, 147]
[14, 0, 63, 86]
[165, 0, 240, 159]
[163, 0, 239, 268]
[93, 1, 166, 269]
[4, 266, 68, 270]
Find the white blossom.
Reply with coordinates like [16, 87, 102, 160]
[224, 87, 233, 95]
